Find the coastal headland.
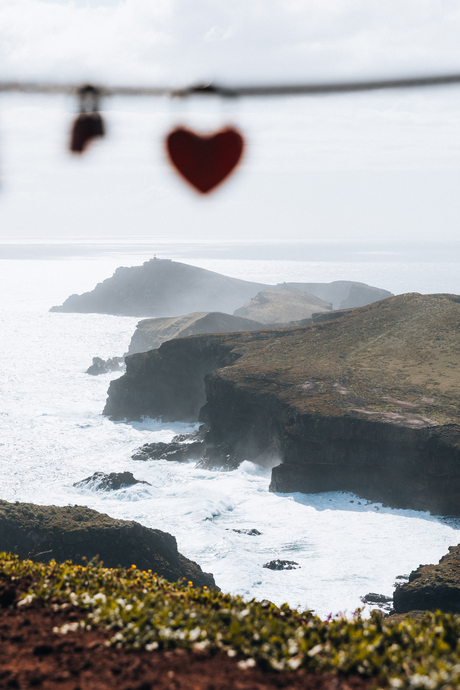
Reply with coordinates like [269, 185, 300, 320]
[49, 258, 392, 317]
[0, 501, 216, 589]
[104, 293, 460, 514]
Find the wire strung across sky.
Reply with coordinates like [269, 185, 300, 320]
[2, 72, 460, 99]
[3, 71, 460, 192]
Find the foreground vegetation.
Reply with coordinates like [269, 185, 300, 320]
[2, 553, 460, 689]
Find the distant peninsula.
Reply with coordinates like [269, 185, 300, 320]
[104, 293, 460, 514]
[50, 258, 392, 317]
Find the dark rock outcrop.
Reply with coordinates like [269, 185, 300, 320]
[233, 290, 332, 325]
[104, 294, 460, 514]
[128, 311, 264, 355]
[131, 430, 241, 469]
[0, 500, 216, 588]
[86, 356, 124, 375]
[73, 471, 150, 490]
[361, 593, 393, 613]
[50, 257, 392, 317]
[132, 440, 205, 463]
[263, 560, 300, 570]
[231, 528, 262, 536]
[393, 545, 460, 614]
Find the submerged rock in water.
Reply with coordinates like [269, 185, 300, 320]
[0, 500, 217, 589]
[263, 560, 300, 571]
[232, 528, 262, 536]
[361, 593, 393, 613]
[86, 356, 124, 376]
[132, 437, 205, 463]
[132, 430, 243, 470]
[73, 471, 150, 491]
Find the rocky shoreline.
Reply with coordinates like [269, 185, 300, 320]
[104, 293, 460, 515]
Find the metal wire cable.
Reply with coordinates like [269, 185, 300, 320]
[2, 72, 460, 99]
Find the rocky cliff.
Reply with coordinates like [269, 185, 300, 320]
[0, 501, 216, 588]
[50, 258, 392, 317]
[104, 293, 460, 514]
[128, 311, 265, 355]
[104, 336, 240, 422]
[392, 545, 460, 614]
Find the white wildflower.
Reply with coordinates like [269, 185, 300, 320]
[237, 659, 256, 670]
[17, 593, 35, 607]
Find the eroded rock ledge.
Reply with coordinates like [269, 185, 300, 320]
[0, 501, 216, 589]
[104, 294, 460, 514]
[392, 544, 460, 615]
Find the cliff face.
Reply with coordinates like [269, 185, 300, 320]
[0, 501, 216, 588]
[104, 294, 460, 513]
[50, 258, 392, 317]
[393, 545, 460, 614]
[104, 336, 241, 422]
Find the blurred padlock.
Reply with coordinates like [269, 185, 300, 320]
[70, 85, 105, 154]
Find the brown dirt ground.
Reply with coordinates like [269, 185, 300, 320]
[0, 582, 379, 690]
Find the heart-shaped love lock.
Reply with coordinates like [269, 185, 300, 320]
[166, 127, 244, 194]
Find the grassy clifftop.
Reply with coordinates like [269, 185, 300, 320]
[213, 292, 460, 425]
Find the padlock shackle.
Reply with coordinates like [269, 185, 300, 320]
[78, 85, 101, 114]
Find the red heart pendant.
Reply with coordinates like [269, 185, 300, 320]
[166, 127, 244, 194]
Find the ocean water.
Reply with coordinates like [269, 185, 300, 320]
[1, 241, 459, 618]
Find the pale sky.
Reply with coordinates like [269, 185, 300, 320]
[2, 0, 460, 244]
